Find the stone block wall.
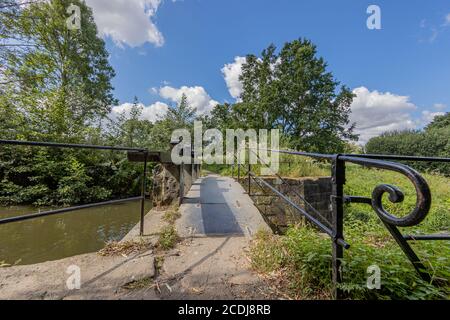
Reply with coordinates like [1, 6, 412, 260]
[151, 163, 201, 207]
[241, 176, 332, 234]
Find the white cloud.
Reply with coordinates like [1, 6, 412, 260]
[221, 56, 246, 101]
[159, 85, 219, 114]
[421, 110, 445, 124]
[149, 87, 158, 95]
[85, 0, 164, 47]
[350, 87, 418, 144]
[433, 103, 447, 111]
[111, 101, 169, 122]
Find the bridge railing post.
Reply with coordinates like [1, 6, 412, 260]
[139, 151, 148, 236]
[248, 163, 251, 195]
[179, 161, 184, 206]
[238, 159, 241, 181]
[331, 155, 345, 299]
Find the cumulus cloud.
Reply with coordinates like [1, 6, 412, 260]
[219, 58, 446, 145]
[433, 103, 447, 111]
[111, 101, 169, 122]
[85, 0, 164, 47]
[221, 56, 246, 100]
[421, 110, 445, 124]
[159, 85, 219, 114]
[350, 87, 418, 144]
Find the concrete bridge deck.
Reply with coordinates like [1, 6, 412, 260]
[176, 174, 271, 238]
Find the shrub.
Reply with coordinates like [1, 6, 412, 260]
[157, 225, 179, 250]
[251, 224, 449, 300]
[0, 145, 150, 206]
[365, 126, 449, 176]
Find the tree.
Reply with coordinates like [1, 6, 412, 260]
[365, 127, 449, 176]
[0, 0, 116, 141]
[425, 112, 450, 131]
[165, 93, 196, 129]
[204, 103, 239, 131]
[147, 94, 197, 150]
[210, 39, 357, 153]
[0, 1, 132, 206]
[106, 96, 154, 148]
[120, 97, 146, 147]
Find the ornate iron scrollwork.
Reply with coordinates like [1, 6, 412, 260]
[340, 155, 435, 282]
[341, 156, 432, 227]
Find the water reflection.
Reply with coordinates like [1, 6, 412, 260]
[0, 200, 151, 265]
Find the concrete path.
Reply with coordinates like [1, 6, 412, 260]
[146, 236, 275, 300]
[0, 250, 156, 300]
[176, 175, 271, 238]
[135, 175, 276, 299]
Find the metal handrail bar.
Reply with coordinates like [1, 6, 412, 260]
[0, 196, 143, 225]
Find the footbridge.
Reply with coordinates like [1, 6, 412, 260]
[0, 139, 449, 300]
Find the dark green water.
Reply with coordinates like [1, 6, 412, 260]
[0, 200, 151, 266]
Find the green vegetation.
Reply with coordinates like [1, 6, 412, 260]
[249, 160, 449, 300]
[204, 153, 330, 178]
[154, 256, 165, 275]
[365, 113, 450, 176]
[157, 204, 181, 250]
[163, 205, 182, 224]
[1, 1, 359, 206]
[0, 1, 202, 206]
[157, 225, 179, 250]
[202, 39, 357, 153]
[1, 1, 448, 301]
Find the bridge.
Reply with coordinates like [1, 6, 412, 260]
[177, 174, 270, 237]
[0, 139, 449, 299]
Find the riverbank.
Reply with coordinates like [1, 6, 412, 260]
[0, 176, 277, 300]
[0, 207, 159, 300]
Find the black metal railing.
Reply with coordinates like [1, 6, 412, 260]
[0, 139, 150, 236]
[233, 148, 450, 299]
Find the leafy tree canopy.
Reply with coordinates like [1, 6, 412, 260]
[425, 112, 450, 131]
[365, 118, 449, 176]
[0, 0, 116, 141]
[209, 39, 357, 153]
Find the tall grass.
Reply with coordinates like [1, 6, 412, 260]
[247, 159, 450, 300]
[203, 153, 329, 178]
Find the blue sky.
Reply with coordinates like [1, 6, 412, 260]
[85, 0, 450, 142]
